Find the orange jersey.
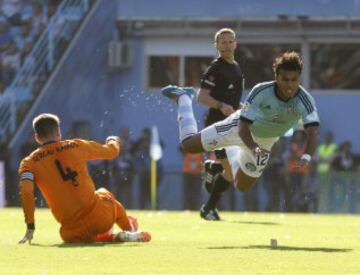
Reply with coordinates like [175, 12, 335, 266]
[18, 138, 120, 226]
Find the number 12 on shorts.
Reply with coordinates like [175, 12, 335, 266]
[256, 154, 269, 166]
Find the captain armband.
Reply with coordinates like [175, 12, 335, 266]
[20, 171, 34, 182]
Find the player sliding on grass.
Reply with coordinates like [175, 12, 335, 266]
[162, 51, 320, 220]
[18, 113, 151, 244]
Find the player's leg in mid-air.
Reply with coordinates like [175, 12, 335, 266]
[162, 85, 232, 220]
[161, 85, 206, 154]
[162, 85, 238, 220]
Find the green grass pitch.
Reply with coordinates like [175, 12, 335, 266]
[1, 208, 360, 274]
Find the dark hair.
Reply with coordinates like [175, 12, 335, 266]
[273, 51, 303, 75]
[32, 113, 60, 137]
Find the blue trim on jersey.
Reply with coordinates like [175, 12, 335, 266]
[247, 82, 274, 103]
[304, 122, 320, 128]
[297, 89, 314, 114]
[240, 116, 254, 123]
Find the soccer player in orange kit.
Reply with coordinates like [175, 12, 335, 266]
[18, 113, 151, 244]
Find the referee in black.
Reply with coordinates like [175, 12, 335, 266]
[198, 28, 244, 220]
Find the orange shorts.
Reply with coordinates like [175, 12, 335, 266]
[60, 188, 116, 243]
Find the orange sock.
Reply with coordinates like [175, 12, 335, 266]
[114, 200, 131, 231]
[95, 232, 116, 242]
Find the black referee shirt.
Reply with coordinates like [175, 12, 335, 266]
[200, 57, 244, 126]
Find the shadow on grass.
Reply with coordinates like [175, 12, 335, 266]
[206, 245, 352, 253]
[225, 220, 280, 226]
[30, 242, 141, 248]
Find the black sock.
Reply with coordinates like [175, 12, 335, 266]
[204, 173, 231, 211]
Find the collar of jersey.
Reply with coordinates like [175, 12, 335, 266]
[274, 84, 300, 103]
[41, 140, 58, 146]
[218, 56, 235, 65]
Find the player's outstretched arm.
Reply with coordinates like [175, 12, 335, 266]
[297, 125, 320, 168]
[18, 179, 36, 244]
[79, 136, 121, 161]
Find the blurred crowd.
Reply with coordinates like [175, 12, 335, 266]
[1, 125, 359, 213]
[262, 130, 360, 213]
[0, 0, 62, 94]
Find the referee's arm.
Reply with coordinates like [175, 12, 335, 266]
[197, 88, 223, 109]
[198, 88, 234, 115]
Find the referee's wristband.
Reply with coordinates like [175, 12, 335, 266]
[301, 154, 312, 162]
[27, 223, 35, 230]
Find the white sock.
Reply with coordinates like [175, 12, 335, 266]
[116, 231, 141, 242]
[177, 95, 198, 142]
[225, 146, 242, 185]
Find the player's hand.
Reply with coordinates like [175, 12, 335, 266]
[296, 158, 310, 168]
[106, 136, 120, 143]
[219, 103, 235, 116]
[18, 229, 34, 244]
[251, 146, 270, 158]
[295, 154, 311, 169]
